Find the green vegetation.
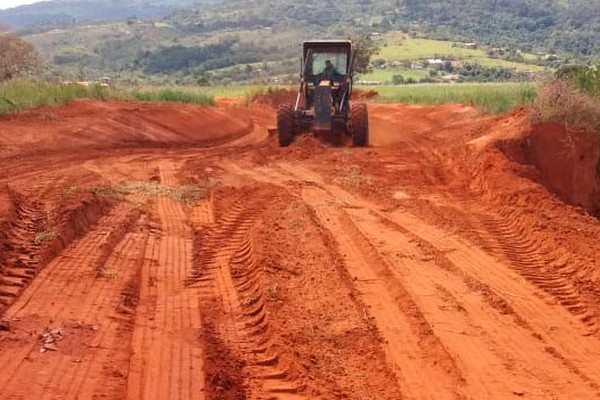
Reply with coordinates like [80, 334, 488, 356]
[0, 80, 111, 115]
[0, 79, 538, 116]
[130, 87, 215, 106]
[3, 0, 600, 87]
[359, 68, 429, 84]
[377, 36, 485, 60]
[372, 83, 537, 114]
[570, 64, 600, 98]
[0, 80, 220, 115]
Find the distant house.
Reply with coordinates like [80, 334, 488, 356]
[427, 59, 444, 65]
[442, 74, 460, 83]
[356, 80, 382, 86]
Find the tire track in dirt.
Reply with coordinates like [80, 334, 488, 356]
[191, 190, 304, 399]
[0, 192, 46, 310]
[301, 185, 465, 400]
[0, 202, 143, 399]
[225, 163, 463, 399]
[350, 208, 600, 398]
[126, 161, 205, 400]
[229, 161, 600, 399]
[430, 192, 599, 333]
[382, 208, 600, 394]
[474, 210, 597, 329]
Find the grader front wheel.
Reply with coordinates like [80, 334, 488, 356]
[349, 103, 369, 147]
[277, 103, 295, 147]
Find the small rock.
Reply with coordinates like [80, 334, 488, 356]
[43, 343, 59, 352]
[0, 321, 10, 332]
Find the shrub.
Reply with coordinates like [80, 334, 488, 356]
[575, 64, 600, 98]
[392, 74, 405, 85]
[556, 64, 600, 98]
[529, 79, 600, 133]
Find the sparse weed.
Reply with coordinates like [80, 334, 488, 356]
[242, 86, 286, 106]
[60, 186, 80, 200]
[92, 181, 214, 204]
[333, 164, 371, 188]
[34, 228, 58, 245]
[266, 283, 278, 301]
[91, 185, 128, 200]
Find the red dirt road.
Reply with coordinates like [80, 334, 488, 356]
[1, 98, 600, 399]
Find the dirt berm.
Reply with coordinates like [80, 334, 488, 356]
[527, 123, 600, 214]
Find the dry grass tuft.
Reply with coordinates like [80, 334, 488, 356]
[529, 80, 600, 134]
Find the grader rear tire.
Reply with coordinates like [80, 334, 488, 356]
[277, 104, 295, 147]
[349, 103, 369, 147]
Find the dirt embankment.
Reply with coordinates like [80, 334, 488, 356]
[526, 123, 600, 214]
[0, 99, 253, 157]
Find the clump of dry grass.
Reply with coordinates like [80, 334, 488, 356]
[92, 181, 213, 204]
[529, 79, 600, 133]
[34, 228, 58, 245]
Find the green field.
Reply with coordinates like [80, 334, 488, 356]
[377, 36, 484, 60]
[358, 68, 430, 83]
[374, 33, 547, 74]
[369, 83, 537, 114]
[1, 79, 537, 117]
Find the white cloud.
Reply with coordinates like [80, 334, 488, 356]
[0, 0, 45, 10]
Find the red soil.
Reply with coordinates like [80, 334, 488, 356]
[527, 123, 600, 213]
[0, 97, 599, 400]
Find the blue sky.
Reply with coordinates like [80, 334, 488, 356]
[0, 0, 44, 10]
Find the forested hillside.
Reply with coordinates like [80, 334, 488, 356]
[10, 0, 600, 83]
[172, 0, 600, 56]
[0, 0, 216, 31]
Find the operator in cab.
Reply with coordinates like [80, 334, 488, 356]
[322, 60, 339, 80]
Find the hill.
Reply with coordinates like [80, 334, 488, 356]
[0, 0, 216, 31]
[12, 0, 600, 84]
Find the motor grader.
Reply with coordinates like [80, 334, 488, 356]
[276, 40, 369, 147]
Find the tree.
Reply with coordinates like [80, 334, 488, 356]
[392, 74, 405, 85]
[349, 34, 380, 75]
[0, 34, 41, 82]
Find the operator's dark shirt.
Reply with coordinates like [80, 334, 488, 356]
[323, 66, 339, 80]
